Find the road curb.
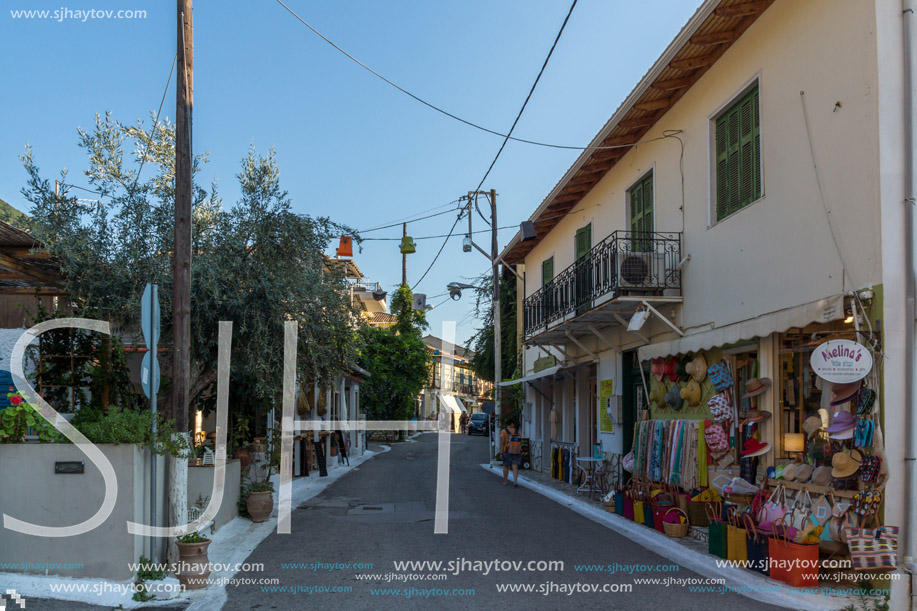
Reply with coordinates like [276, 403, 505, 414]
[480, 464, 859, 611]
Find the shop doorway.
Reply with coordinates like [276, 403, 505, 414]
[621, 350, 645, 454]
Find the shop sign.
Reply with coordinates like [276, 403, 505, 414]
[810, 339, 872, 383]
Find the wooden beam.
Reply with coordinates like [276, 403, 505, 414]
[0, 273, 29, 280]
[0, 248, 52, 258]
[602, 134, 639, 147]
[635, 98, 671, 111]
[652, 76, 695, 91]
[714, 0, 767, 17]
[669, 53, 719, 71]
[0, 252, 62, 287]
[690, 30, 737, 45]
[0, 287, 67, 296]
[618, 115, 657, 129]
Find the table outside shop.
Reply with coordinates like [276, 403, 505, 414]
[575, 457, 603, 499]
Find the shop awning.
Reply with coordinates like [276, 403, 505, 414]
[637, 294, 845, 361]
[497, 364, 563, 387]
[453, 396, 468, 414]
[439, 393, 465, 414]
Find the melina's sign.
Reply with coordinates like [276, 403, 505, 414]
[810, 339, 873, 383]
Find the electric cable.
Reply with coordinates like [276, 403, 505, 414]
[356, 198, 461, 233]
[410, 211, 463, 291]
[472, 0, 577, 195]
[274, 0, 646, 152]
[130, 54, 178, 195]
[361, 225, 516, 241]
[357, 206, 458, 233]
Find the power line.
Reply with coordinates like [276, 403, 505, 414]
[357, 205, 459, 233]
[274, 0, 637, 152]
[473, 0, 577, 195]
[356, 198, 461, 233]
[410, 212, 462, 291]
[362, 225, 516, 241]
[130, 53, 178, 194]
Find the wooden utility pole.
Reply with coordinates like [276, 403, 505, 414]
[174, 0, 193, 433]
[402, 222, 407, 286]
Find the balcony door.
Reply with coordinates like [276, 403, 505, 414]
[574, 223, 592, 315]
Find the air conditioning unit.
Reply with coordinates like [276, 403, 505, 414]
[616, 252, 667, 289]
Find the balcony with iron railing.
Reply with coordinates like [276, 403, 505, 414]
[523, 230, 682, 339]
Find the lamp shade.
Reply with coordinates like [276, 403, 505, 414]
[784, 432, 805, 453]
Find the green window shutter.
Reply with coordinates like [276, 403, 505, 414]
[716, 85, 760, 221]
[542, 257, 554, 287]
[629, 173, 654, 250]
[575, 224, 591, 259]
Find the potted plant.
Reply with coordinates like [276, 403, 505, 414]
[175, 531, 211, 589]
[231, 414, 252, 471]
[244, 428, 280, 522]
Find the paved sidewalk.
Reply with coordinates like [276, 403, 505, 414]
[481, 464, 865, 611]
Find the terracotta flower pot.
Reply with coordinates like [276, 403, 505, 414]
[234, 448, 252, 471]
[330, 445, 338, 457]
[247, 491, 274, 523]
[175, 540, 211, 589]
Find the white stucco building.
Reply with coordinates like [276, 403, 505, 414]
[500, 0, 916, 604]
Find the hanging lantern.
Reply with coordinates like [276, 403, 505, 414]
[336, 235, 353, 258]
[399, 236, 416, 254]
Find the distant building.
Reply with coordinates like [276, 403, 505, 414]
[418, 335, 492, 429]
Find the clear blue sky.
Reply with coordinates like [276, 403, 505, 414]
[1, 0, 701, 346]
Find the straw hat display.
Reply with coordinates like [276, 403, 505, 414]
[803, 416, 823, 438]
[831, 449, 863, 478]
[680, 378, 702, 406]
[740, 409, 772, 427]
[664, 384, 683, 411]
[651, 357, 666, 382]
[650, 384, 667, 409]
[741, 438, 769, 457]
[742, 377, 772, 399]
[827, 411, 857, 439]
[831, 381, 863, 406]
[684, 353, 707, 382]
[812, 466, 833, 486]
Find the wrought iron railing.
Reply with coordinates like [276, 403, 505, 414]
[523, 230, 681, 337]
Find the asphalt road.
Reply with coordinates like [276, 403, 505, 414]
[221, 433, 788, 611]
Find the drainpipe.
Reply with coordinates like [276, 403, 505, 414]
[903, 0, 917, 579]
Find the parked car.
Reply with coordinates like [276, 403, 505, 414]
[467, 413, 488, 436]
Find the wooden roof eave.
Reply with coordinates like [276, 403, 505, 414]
[501, 0, 772, 265]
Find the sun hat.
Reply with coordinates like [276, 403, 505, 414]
[831, 449, 863, 478]
[741, 438, 770, 457]
[740, 409, 772, 427]
[831, 381, 862, 407]
[795, 464, 814, 483]
[830, 426, 856, 440]
[812, 466, 833, 486]
[803, 416, 823, 438]
[663, 358, 679, 383]
[680, 378, 702, 406]
[742, 378, 772, 399]
[684, 353, 707, 383]
[675, 355, 691, 381]
[664, 384, 683, 411]
[827, 411, 856, 433]
[651, 358, 666, 382]
[782, 463, 801, 481]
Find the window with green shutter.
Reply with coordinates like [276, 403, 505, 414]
[629, 172, 654, 251]
[541, 257, 554, 287]
[715, 85, 761, 221]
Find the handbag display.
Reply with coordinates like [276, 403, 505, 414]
[708, 393, 732, 423]
[706, 502, 728, 559]
[707, 360, 734, 393]
[705, 422, 729, 453]
[743, 513, 770, 575]
[756, 484, 791, 533]
[848, 524, 899, 571]
[726, 507, 748, 563]
[768, 515, 819, 588]
[788, 488, 815, 530]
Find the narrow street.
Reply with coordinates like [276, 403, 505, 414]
[221, 433, 788, 610]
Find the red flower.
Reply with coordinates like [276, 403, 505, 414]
[10, 395, 22, 406]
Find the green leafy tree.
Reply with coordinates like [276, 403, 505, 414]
[19, 112, 359, 426]
[357, 285, 430, 425]
[466, 272, 519, 424]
